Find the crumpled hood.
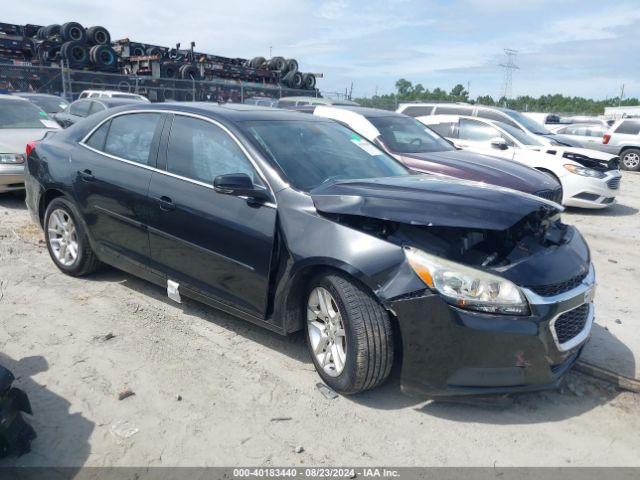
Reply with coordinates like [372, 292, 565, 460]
[0, 129, 55, 154]
[526, 145, 618, 170]
[397, 149, 559, 193]
[311, 175, 562, 231]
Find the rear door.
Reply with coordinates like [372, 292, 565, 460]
[73, 111, 165, 265]
[147, 114, 277, 318]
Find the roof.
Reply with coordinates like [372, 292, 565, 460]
[14, 92, 65, 100]
[0, 93, 29, 101]
[319, 105, 400, 118]
[107, 101, 333, 123]
[278, 96, 359, 106]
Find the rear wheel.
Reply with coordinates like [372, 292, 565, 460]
[621, 149, 640, 171]
[44, 198, 100, 277]
[305, 273, 393, 394]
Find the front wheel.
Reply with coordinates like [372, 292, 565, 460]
[621, 149, 640, 171]
[305, 273, 394, 394]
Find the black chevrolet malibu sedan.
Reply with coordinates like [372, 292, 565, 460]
[24, 103, 595, 396]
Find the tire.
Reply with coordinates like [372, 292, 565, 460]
[131, 45, 145, 57]
[43, 24, 61, 39]
[36, 27, 46, 40]
[89, 45, 117, 68]
[305, 272, 394, 394]
[249, 56, 266, 69]
[179, 64, 200, 80]
[146, 46, 161, 56]
[302, 73, 316, 90]
[285, 58, 298, 73]
[160, 62, 178, 78]
[60, 41, 89, 68]
[44, 197, 100, 277]
[267, 56, 287, 72]
[86, 26, 111, 46]
[620, 148, 640, 171]
[60, 22, 86, 43]
[287, 71, 303, 89]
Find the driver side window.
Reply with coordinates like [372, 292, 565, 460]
[167, 115, 256, 184]
[459, 118, 501, 142]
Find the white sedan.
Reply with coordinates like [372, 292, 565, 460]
[0, 94, 61, 193]
[418, 114, 622, 209]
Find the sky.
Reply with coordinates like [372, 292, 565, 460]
[5, 0, 639, 100]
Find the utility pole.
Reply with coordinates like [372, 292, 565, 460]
[618, 83, 625, 108]
[499, 49, 519, 104]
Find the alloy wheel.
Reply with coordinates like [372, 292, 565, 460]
[307, 287, 347, 377]
[47, 209, 79, 267]
[623, 152, 639, 169]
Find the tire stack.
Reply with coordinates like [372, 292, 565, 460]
[247, 55, 316, 90]
[33, 22, 117, 71]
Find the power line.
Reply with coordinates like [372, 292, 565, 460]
[499, 49, 519, 101]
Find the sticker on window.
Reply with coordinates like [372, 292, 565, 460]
[351, 138, 383, 156]
[40, 119, 59, 128]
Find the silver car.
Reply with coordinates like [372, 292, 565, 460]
[550, 123, 617, 155]
[0, 94, 60, 193]
[602, 118, 640, 171]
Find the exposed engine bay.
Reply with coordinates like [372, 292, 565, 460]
[323, 208, 569, 269]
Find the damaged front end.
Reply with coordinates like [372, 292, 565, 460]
[311, 176, 594, 396]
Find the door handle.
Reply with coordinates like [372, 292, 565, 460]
[157, 195, 175, 211]
[79, 169, 95, 181]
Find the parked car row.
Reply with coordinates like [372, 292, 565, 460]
[21, 102, 598, 397]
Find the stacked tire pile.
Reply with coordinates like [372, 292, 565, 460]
[0, 365, 36, 458]
[33, 22, 117, 71]
[245, 56, 316, 90]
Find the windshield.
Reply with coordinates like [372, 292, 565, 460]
[498, 122, 544, 146]
[30, 96, 69, 113]
[503, 110, 551, 135]
[0, 100, 52, 129]
[368, 115, 454, 154]
[240, 120, 409, 191]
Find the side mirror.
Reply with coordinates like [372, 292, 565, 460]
[490, 137, 509, 150]
[213, 173, 270, 201]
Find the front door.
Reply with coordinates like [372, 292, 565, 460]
[146, 114, 277, 318]
[72, 112, 165, 264]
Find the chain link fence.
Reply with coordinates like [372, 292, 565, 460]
[0, 62, 319, 102]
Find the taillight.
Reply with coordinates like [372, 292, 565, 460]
[603, 134, 611, 145]
[26, 141, 39, 157]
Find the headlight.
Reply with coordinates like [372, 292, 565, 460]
[0, 153, 25, 164]
[563, 164, 605, 179]
[404, 247, 530, 315]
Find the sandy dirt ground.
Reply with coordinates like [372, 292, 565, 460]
[0, 174, 639, 467]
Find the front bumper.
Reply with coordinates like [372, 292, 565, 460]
[392, 265, 595, 397]
[562, 170, 621, 209]
[0, 164, 26, 193]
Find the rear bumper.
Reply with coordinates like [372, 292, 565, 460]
[0, 165, 25, 192]
[392, 265, 595, 397]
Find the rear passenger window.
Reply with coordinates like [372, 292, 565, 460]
[427, 122, 454, 137]
[433, 106, 473, 116]
[476, 109, 520, 129]
[103, 113, 162, 165]
[70, 101, 91, 117]
[614, 121, 640, 135]
[85, 120, 110, 150]
[166, 116, 255, 184]
[401, 106, 434, 117]
[459, 118, 501, 141]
